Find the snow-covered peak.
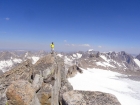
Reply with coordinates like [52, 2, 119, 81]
[25, 52, 28, 57]
[77, 53, 82, 58]
[57, 54, 63, 57]
[73, 53, 82, 59]
[88, 49, 93, 52]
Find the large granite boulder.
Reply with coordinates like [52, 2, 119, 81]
[0, 59, 33, 104]
[32, 74, 43, 92]
[6, 80, 40, 105]
[60, 79, 73, 103]
[34, 54, 55, 72]
[62, 90, 121, 105]
[67, 65, 82, 78]
[62, 90, 86, 105]
[33, 54, 56, 81]
[37, 83, 52, 105]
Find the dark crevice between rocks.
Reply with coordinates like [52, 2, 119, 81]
[77, 66, 83, 73]
[36, 87, 41, 93]
[31, 74, 34, 80]
[5, 74, 10, 78]
[25, 64, 29, 67]
[59, 101, 62, 105]
[61, 98, 67, 105]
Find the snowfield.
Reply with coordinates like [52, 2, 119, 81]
[68, 68, 140, 105]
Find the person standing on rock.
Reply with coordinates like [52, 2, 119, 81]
[50, 42, 54, 54]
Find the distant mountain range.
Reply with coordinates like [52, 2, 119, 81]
[0, 50, 48, 73]
[58, 49, 140, 73]
[0, 50, 140, 74]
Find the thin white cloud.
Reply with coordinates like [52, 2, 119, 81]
[71, 44, 75, 46]
[79, 44, 90, 47]
[65, 44, 90, 47]
[5, 18, 10, 20]
[98, 46, 102, 48]
[65, 44, 75, 46]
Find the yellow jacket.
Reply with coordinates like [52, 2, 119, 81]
[50, 44, 54, 48]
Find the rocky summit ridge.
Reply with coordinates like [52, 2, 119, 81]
[0, 53, 121, 105]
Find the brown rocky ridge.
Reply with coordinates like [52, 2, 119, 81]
[0, 53, 121, 105]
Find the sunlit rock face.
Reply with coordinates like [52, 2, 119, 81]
[62, 90, 121, 105]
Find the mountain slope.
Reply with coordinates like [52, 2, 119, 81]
[0, 51, 47, 73]
[136, 54, 140, 61]
[0, 50, 140, 74]
[57, 51, 140, 73]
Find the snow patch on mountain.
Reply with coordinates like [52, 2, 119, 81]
[96, 62, 106, 67]
[77, 53, 82, 58]
[32, 57, 39, 64]
[134, 59, 140, 67]
[64, 56, 73, 66]
[73, 53, 82, 59]
[123, 63, 127, 68]
[0, 51, 48, 72]
[96, 62, 115, 68]
[57, 54, 63, 57]
[88, 49, 93, 52]
[0, 60, 13, 72]
[73, 54, 76, 57]
[13, 59, 22, 63]
[100, 55, 110, 62]
[102, 62, 116, 68]
[0, 58, 22, 72]
[25, 52, 28, 57]
[116, 62, 122, 67]
[68, 68, 140, 105]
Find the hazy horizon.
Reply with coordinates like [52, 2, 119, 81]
[0, 48, 139, 55]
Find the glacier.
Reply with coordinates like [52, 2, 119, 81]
[68, 68, 140, 105]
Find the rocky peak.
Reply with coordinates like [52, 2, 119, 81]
[0, 59, 33, 89]
[136, 54, 140, 61]
[33, 54, 55, 77]
[0, 51, 19, 60]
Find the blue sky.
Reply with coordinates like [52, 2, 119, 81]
[0, 0, 140, 54]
